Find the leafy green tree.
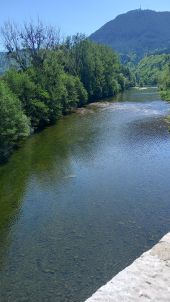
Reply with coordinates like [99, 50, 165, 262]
[63, 37, 130, 100]
[61, 74, 88, 113]
[0, 22, 133, 162]
[160, 63, 170, 101]
[137, 54, 170, 86]
[0, 81, 30, 162]
[4, 69, 50, 128]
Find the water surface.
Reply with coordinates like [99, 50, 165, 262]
[0, 88, 170, 301]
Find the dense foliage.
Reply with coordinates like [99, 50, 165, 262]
[0, 81, 30, 162]
[160, 64, 170, 101]
[136, 54, 170, 86]
[0, 22, 133, 163]
[134, 53, 170, 102]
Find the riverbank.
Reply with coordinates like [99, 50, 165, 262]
[85, 233, 170, 302]
[1, 85, 166, 165]
[0, 90, 128, 165]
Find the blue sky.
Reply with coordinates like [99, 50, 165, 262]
[1, 0, 170, 37]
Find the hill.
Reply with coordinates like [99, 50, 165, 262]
[136, 54, 170, 86]
[90, 10, 170, 60]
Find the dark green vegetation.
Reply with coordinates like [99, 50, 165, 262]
[160, 63, 170, 101]
[0, 22, 133, 163]
[90, 9, 170, 62]
[136, 54, 170, 86]
[123, 53, 170, 100]
[134, 52, 170, 102]
[0, 81, 30, 162]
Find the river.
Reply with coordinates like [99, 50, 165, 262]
[0, 88, 170, 301]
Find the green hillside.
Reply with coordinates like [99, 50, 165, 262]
[90, 10, 170, 60]
[136, 54, 170, 86]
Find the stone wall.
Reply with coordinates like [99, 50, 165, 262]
[85, 233, 170, 302]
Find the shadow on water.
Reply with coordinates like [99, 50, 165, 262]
[1, 88, 170, 301]
[0, 112, 100, 230]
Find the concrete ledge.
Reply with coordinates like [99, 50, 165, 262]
[85, 233, 170, 302]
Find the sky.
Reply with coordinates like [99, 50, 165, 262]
[0, 0, 170, 38]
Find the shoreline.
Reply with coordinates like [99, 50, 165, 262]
[1, 86, 167, 164]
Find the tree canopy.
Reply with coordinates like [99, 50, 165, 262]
[0, 81, 30, 162]
[136, 54, 170, 86]
[0, 21, 133, 163]
[160, 63, 170, 101]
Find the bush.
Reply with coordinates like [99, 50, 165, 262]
[0, 81, 30, 162]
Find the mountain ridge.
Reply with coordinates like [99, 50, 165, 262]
[90, 9, 170, 59]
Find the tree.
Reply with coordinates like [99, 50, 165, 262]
[3, 69, 50, 128]
[0, 81, 30, 162]
[1, 20, 60, 70]
[65, 38, 128, 100]
[137, 54, 170, 86]
[160, 63, 170, 101]
[0, 20, 133, 162]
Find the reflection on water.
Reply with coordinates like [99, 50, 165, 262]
[0, 88, 170, 301]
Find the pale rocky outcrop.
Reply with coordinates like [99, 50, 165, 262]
[85, 233, 170, 302]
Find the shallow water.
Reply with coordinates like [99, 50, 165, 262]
[0, 88, 170, 301]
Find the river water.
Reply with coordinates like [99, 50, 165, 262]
[0, 88, 170, 301]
